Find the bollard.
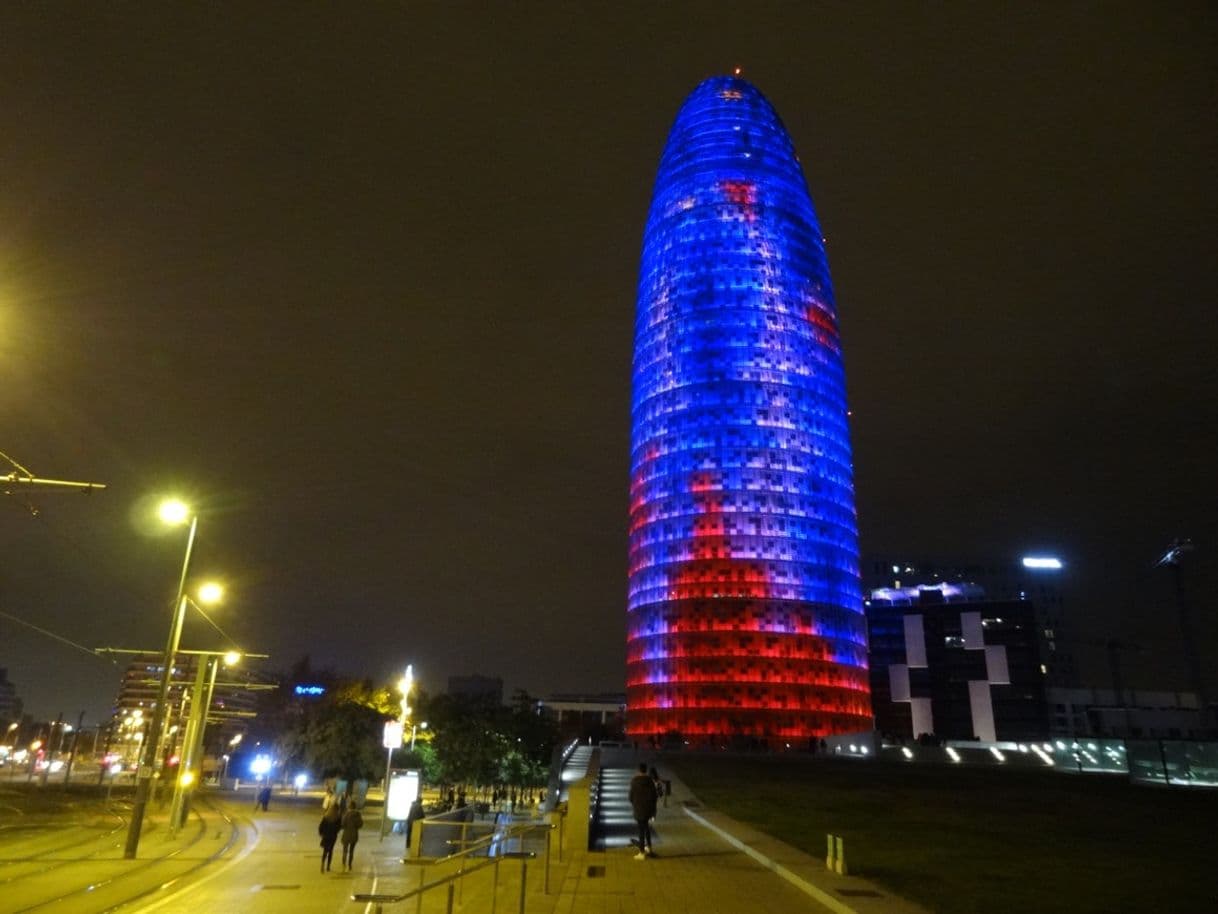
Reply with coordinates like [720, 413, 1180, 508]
[826, 833, 849, 875]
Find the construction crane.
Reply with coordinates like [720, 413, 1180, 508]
[1156, 539, 1206, 721]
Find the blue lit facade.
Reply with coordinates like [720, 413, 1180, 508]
[627, 76, 871, 742]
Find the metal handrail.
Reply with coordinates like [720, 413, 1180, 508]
[353, 820, 553, 913]
[353, 854, 500, 904]
[419, 817, 551, 863]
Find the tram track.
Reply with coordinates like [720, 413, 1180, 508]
[5, 795, 245, 914]
[0, 805, 128, 885]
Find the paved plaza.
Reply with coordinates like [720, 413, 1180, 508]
[2, 774, 926, 913]
[128, 771, 924, 914]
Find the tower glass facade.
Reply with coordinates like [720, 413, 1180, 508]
[627, 76, 871, 742]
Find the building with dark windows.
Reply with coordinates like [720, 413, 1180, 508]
[867, 584, 1049, 742]
[110, 654, 261, 760]
[626, 75, 871, 744]
[864, 554, 1076, 688]
[1048, 687, 1209, 740]
[536, 693, 626, 742]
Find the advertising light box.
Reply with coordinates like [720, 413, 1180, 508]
[386, 769, 420, 821]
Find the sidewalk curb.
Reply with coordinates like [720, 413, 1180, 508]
[682, 805, 861, 914]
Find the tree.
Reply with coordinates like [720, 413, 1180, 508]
[256, 659, 400, 781]
[418, 689, 558, 795]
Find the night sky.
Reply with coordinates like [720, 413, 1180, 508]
[2, 4, 1215, 725]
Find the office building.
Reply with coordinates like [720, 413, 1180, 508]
[864, 554, 1076, 687]
[626, 75, 871, 743]
[867, 583, 1049, 742]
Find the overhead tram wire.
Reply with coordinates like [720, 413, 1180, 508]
[187, 598, 240, 649]
[0, 607, 111, 662]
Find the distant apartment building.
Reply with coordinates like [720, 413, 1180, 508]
[867, 584, 1049, 742]
[0, 668, 22, 723]
[110, 653, 261, 757]
[447, 674, 504, 706]
[1049, 687, 1209, 740]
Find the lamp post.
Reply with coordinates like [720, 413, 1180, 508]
[380, 665, 414, 840]
[219, 733, 242, 784]
[411, 721, 427, 751]
[124, 499, 197, 859]
[171, 648, 242, 831]
[166, 587, 225, 836]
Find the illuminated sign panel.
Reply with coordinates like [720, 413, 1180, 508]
[294, 684, 326, 696]
[382, 720, 404, 749]
[1021, 556, 1063, 570]
[386, 769, 420, 821]
[626, 76, 872, 741]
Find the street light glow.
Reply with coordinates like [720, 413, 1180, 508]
[158, 499, 191, 525]
[197, 581, 224, 604]
[224, 650, 241, 666]
[397, 664, 414, 720]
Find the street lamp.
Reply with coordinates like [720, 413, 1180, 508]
[219, 734, 242, 783]
[124, 498, 198, 859]
[381, 665, 414, 840]
[411, 721, 428, 751]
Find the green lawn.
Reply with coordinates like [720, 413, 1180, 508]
[669, 754, 1217, 914]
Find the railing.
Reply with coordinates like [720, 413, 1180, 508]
[353, 818, 555, 913]
[544, 739, 579, 810]
[564, 747, 600, 855]
[874, 737, 1218, 786]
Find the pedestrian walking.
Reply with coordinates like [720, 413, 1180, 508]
[255, 784, 272, 811]
[628, 762, 658, 860]
[318, 802, 342, 872]
[340, 804, 364, 871]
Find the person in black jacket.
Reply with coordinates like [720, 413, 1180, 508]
[628, 763, 658, 860]
[318, 803, 342, 872]
[340, 804, 364, 871]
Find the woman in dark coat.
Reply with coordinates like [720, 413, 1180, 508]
[340, 804, 364, 871]
[318, 803, 342, 872]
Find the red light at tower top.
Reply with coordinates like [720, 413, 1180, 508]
[627, 75, 872, 745]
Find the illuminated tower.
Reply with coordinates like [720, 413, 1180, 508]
[627, 76, 872, 743]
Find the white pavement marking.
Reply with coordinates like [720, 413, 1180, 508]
[682, 805, 859, 914]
